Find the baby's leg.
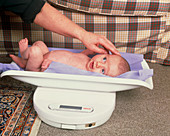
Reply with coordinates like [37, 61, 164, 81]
[32, 41, 49, 55]
[19, 39, 49, 59]
[24, 46, 44, 71]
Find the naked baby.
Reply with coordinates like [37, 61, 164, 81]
[10, 38, 130, 77]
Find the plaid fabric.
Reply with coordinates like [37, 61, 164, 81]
[48, 0, 170, 16]
[0, 7, 170, 65]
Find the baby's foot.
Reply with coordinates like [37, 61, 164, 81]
[19, 38, 28, 58]
[9, 54, 27, 68]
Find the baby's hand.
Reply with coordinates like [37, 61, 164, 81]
[41, 59, 52, 72]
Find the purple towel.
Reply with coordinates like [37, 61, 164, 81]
[0, 62, 24, 72]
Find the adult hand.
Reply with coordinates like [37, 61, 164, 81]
[80, 32, 120, 55]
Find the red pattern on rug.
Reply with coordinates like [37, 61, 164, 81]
[0, 85, 37, 136]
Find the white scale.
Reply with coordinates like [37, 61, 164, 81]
[1, 59, 153, 129]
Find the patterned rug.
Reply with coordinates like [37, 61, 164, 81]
[0, 84, 41, 136]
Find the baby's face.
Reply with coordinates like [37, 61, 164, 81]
[86, 54, 121, 77]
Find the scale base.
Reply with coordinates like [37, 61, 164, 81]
[33, 87, 116, 130]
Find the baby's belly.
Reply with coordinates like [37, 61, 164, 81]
[43, 51, 66, 62]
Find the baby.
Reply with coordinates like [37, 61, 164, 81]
[10, 38, 130, 77]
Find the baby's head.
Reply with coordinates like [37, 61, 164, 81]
[86, 54, 130, 77]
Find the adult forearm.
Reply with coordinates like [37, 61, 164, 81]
[34, 3, 120, 55]
[34, 3, 85, 41]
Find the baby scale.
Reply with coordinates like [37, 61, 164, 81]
[1, 58, 153, 130]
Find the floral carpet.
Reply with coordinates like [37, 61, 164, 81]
[0, 84, 40, 136]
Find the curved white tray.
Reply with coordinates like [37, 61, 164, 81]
[1, 59, 153, 92]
